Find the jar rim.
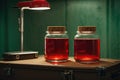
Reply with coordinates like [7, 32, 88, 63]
[77, 31, 96, 34]
[46, 31, 67, 34]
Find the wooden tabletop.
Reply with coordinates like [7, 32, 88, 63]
[0, 56, 120, 70]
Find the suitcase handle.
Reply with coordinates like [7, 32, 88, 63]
[63, 70, 73, 80]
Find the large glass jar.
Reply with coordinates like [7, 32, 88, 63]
[74, 26, 100, 63]
[45, 26, 69, 62]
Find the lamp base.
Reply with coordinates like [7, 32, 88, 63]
[3, 51, 39, 61]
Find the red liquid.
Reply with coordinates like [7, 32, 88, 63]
[45, 38, 69, 62]
[74, 38, 100, 63]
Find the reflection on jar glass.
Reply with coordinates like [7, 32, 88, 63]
[74, 26, 100, 63]
[45, 26, 69, 63]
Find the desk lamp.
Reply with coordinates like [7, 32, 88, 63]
[3, 0, 50, 60]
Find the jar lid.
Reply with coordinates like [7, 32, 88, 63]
[47, 26, 66, 34]
[78, 26, 96, 33]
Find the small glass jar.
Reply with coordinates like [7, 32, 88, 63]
[74, 26, 100, 63]
[45, 26, 69, 62]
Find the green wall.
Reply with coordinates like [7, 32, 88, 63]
[0, 0, 7, 58]
[0, 0, 120, 59]
[107, 0, 120, 59]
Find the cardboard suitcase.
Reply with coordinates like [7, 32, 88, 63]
[0, 56, 120, 80]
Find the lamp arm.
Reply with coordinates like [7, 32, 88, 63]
[20, 7, 24, 52]
[19, 7, 32, 52]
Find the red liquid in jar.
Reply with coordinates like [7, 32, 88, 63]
[45, 38, 69, 62]
[74, 38, 100, 63]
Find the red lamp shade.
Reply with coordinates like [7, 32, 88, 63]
[17, 0, 50, 10]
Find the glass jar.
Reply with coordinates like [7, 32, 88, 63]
[74, 26, 100, 63]
[45, 26, 69, 62]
